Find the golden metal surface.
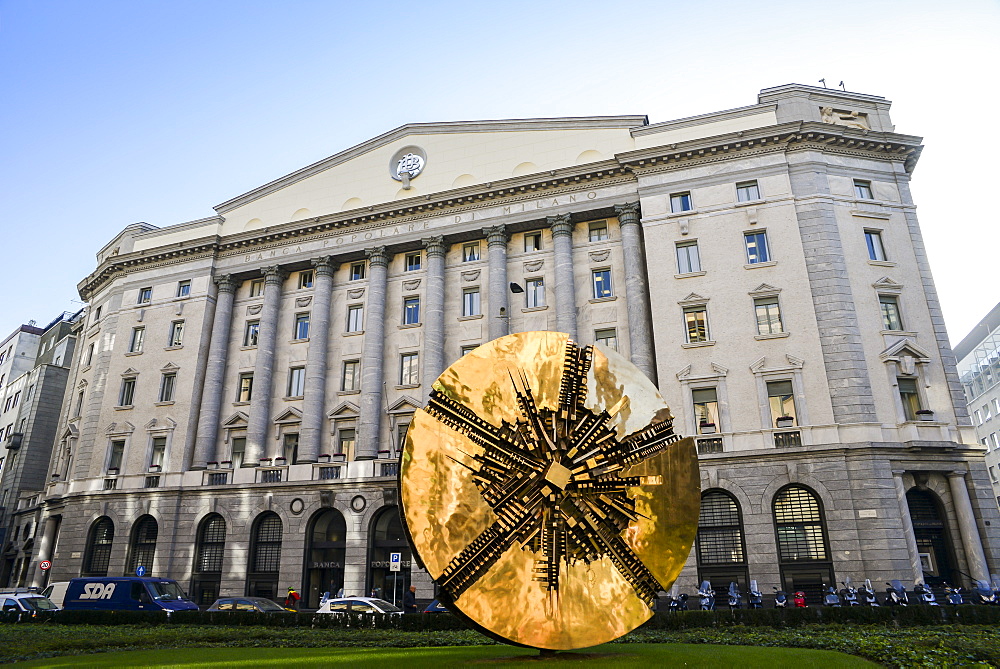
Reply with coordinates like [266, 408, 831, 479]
[401, 332, 699, 650]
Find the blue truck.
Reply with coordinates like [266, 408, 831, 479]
[61, 577, 198, 612]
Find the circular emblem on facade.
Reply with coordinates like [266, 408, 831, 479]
[400, 331, 700, 650]
[289, 498, 305, 515]
[389, 146, 427, 184]
[351, 494, 367, 513]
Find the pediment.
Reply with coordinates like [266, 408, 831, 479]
[273, 407, 303, 423]
[880, 338, 933, 362]
[160, 362, 180, 372]
[121, 367, 139, 377]
[749, 283, 781, 296]
[223, 411, 250, 427]
[678, 292, 708, 306]
[145, 417, 177, 431]
[872, 277, 903, 292]
[106, 421, 135, 435]
[61, 423, 79, 440]
[329, 401, 360, 418]
[388, 395, 422, 414]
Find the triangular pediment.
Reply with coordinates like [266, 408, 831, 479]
[223, 411, 250, 427]
[61, 424, 79, 440]
[388, 395, 422, 414]
[880, 338, 933, 362]
[273, 407, 303, 424]
[160, 362, 180, 372]
[106, 421, 135, 435]
[678, 292, 708, 306]
[120, 367, 139, 377]
[872, 277, 903, 292]
[329, 401, 360, 418]
[749, 283, 781, 296]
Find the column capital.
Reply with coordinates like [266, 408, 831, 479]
[614, 202, 641, 226]
[261, 265, 287, 285]
[366, 246, 390, 268]
[422, 236, 447, 258]
[311, 256, 339, 277]
[213, 274, 238, 293]
[945, 470, 968, 479]
[547, 214, 574, 237]
[482, 224, 508, 247]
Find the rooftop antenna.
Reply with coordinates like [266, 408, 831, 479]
[839, 81, 846, 91]
[818, 78, 827, 88]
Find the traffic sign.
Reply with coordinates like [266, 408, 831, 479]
[389, 552, 401, 572]
[39, 560, 51, 571]
[136, 565, 146, 577]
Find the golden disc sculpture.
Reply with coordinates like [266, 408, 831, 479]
[400, 331, 700, 650]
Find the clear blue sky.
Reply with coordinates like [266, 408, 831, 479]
[1, 0, 997, 344]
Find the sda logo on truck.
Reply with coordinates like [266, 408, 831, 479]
[80, 583, 116, 599]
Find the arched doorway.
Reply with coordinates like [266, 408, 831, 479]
[125, 515, 157, 576]
[773, 485, 834, 603]
[304, 509, 346, 608]
[906, 488, 957, 586]
[246, 512, 282, 599]
[696, 490, 749, 589]
[367, 506, 410, 607]
[192, 514, 226, 605]
[82, 517, 114, 577]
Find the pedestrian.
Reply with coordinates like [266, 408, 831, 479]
[403, 585, 417, 614]
[284, 586, 301, 611]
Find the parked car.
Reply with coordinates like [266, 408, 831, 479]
[0, 591, 59, 616]
[61, 577, 198, 612]
[315, 597, 403, 616]
[423, 599, 449, 613]
[206, 597, 292, 613]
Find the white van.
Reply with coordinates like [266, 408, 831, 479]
[40, 582, 70, 608]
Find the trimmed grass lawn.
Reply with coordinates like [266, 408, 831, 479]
[12, 644, 878, 668]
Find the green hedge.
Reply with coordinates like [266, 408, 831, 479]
[642, 604, 1000, 628]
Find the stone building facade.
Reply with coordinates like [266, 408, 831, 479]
[23, 83, 1000, 607]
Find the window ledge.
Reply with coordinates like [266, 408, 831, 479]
[395, 384, 421, 390]
[125, 351, 143, 357]
[398, 323, 422, 329]
[233, 401, 250, 407]
[881, 330, 918, 337]
[868, 260, 897, 267]
[589, 296, 617, 304]
[337, 390, 361, 396]
[154, 401, 175, 407]
[164, 345, 183, 351]
[81, 365, 92, 373]
[343, 331, 364, 337]
[69, 415, 82, 422]
[114, 405, 134, 411]
[744, 261, 777, 270]
[289, 338, 309, 344]
[755, 332, 790, 340]
[734, 198, 765, 208]
[682, 340, 716, 349]
[522, 305, 548, 313]
[675, 271, 706, 279]
[283, 395, 304, 401]
[458, 314, 483, 321]
[666, 208, 697, 218]
[240, 345, 257, 351]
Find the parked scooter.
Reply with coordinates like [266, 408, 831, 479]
[747, 580, 764, 609]
[943, 583, 965, 606]
[840, 578, 860, 606]
[793, 591, 808, 608]
[727, 582, 743, 610]
[860, 579, 880, 606]
[773, 586, 788, 609]
[697, 581, 716, 611]
[913, 581, 939, 606]
[992, 575, 1000, 603]
[822, 584, 842, 607]
[666, 586, 689, 612]
[885, 580, 909, 606]
[971, 581, 997, 605]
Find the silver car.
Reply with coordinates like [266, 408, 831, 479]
[315, 597, 403, 615]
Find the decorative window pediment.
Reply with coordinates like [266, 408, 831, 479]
[222, 411, 250, 427]
[273, 407, 303, 424]
[678, 292, 709, 307]
[388, 395, 422, 415]
[121, 367, 139, 378]
[872, 277, 903, 294]
[676, 362, 728, 382]
[145, 417, 177, 432]
[749, 354, 804, 374]
[328, 401, 360, 419]
[748, 283, 781, 298]
[160, 362, 180, 373]
[106, 421, 135, 436]
[61, 423, 79, 440]
[879, 339, 932, 364]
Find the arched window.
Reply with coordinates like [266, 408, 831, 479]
[696, 490, 748, 588]
[367, 506, 410, 606]
[906, 488, 957, 586]
[192, 514, 226, 605]
[773, 485, 833, 602]
[304, 509, 346, 608]
[82, 517, 114, 577]
[126, 515, 158, 575]
[247, 512, 282, 599]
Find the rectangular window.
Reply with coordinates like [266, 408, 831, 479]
[159, 373, 176, 402]
[767, 380, 797, 427]
[879, 295, 904, 331]
[461, 345, 479, 356]
[119, 378, 136, 406]
[400, 353, 419, 386]
[397, 423, 410, 450]
[592, 269, 613, 299]
[85, 342, 95, 366]
[237, 373, 253, 403]
[138, 287, 152, 304]
[150, 437, 166, 469]
[588, 221, 609, 242]
[283, 433, 299, 463]
[347, 305, 364, 332]
[595, 328, 618, 351]
[463, 243, 481, 262]
[337, 428, 355, 456]
[670, 192, 693, 213]
[990, 466, 997, 483]
[405, 252, 421, 271]
[93, 305, 102, 321]
[898, 377, 921, 421]
[249, 279, 265, 297]
[349, 262, 366, 281]
[526, 278, 545, 308]
[676, 241, 701, 274]
[288, 367, 306, 397]
[403, 297, 420, 325]
[108, 440, 125, 470]
[129, 327, 145, 353]
[975, 409, 983, 425]
[294, 313, 310, 339]
[736, 180, 760, 202]
[244, 321, 260, 347]
[865, 230, 887, 261]
[74, 390, 85, 416]
[754, 297, 783, 335]
[992, 432, 999, 449]
[984, 404, 992, 422]
[744, 231, 770, 264]
[341, 360, 360, 391]
[692, 388, 720, 434]
[230, 437, 246, 468]
[854, 179, 874, 200]
[463, 288, 481, 317]
[524, 232, 542, 252]
[169, 321, 184, 347]
[683, 306, 709, 343]
[176, 280, 191, 297]
[298, 271, 314, 289]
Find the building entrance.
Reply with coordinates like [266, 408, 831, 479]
[367, 506, 410, 607]
[305, 509, 346, 608]
[906, 488, 957, 586]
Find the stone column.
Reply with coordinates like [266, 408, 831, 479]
[245, 266, 286, 464]
[422, 237, 447, 395]
[29, 516, 59, 588]
[547, 214, 578, 340]
[947, 471, 991, 583]
[483, 225, 510, 342]
[192, 275, 238, 468]
[357, 247, 390, 460]
[299, 257, 337, 463]
[892, 471, 924, 585]
[615, 202, 657, 384]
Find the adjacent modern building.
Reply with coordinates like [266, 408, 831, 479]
[19, 84, 1000, 606]
[955, 301, 1000, 510]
